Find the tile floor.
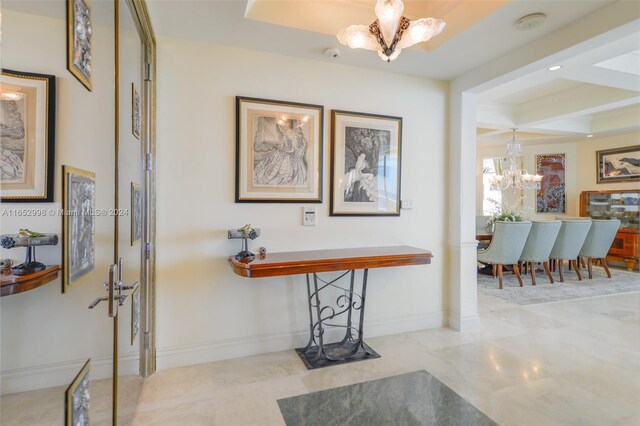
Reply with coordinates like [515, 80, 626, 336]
[2, 291, 639, 425]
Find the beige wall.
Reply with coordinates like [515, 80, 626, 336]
[155, 36, 449, 369]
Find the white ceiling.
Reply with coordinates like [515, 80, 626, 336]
[5, 0, 638, 145]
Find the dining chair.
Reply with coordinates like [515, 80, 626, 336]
[477, 221, 532, 289]
[549, 220, 592, 282]
[519, 220, 562, 285]
[578, 219, 621, 279]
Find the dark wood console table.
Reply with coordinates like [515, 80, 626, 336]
[228, 246, 432, 369]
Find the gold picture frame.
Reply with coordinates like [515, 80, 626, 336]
[131, 285, 140, 345]
[67, 0, 93, 91]
[62, 165, 96, 292]
[1, 69, 56, 202]
[132, 83, 141, 139]
[65, 359, 91, 426]
[235, 96, 324, 202]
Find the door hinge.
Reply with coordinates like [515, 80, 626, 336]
[144, 63, 152, 82]
[143, 331, 151, 349]
[144, 153, 153, 171]
[144, 242, 152, 260]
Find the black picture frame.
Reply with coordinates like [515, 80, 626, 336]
[1, 69, 56, 203]
[235, 96, 324, 203]
[330, 110, 402, 216]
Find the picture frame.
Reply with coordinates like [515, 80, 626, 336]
[235, 96, 323, 203]
[65, 359, 90, 426]
[596, 145, 640, 183]
[131, 286, 140, 345]
[63, 166, 96, 292]
[131, 182, 142, 245]
[1, 69, 56, 202]
[132, 83, 141, 139]
[536, 153, 566, 214]
[67, 0, 93, 91]
[330, 110, 402, 216]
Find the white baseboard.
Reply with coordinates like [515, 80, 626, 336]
[1, 353, 139, 395]
[448, 312, 480, 331]
[1, 311, 447, 394]
[156, 311, 448, 371]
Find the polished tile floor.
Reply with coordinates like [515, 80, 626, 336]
[3, 291, 639, 425]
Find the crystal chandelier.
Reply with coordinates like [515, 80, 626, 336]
[489, 129, 543, 191]
[337, 0, 446, 62]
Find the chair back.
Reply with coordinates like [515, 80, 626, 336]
[519, 220, 562, 262]
[477, 221, 532, 265]
[549, 220, 592, 260]
[578, 219, 621, 258]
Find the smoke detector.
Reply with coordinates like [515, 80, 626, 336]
[324, 48, 341, 59]
[514, 13, 547, 31]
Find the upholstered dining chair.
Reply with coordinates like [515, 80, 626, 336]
[519, 220, 562, 285]
[549, 220, 592, 282]
[578, 219, 621, 279]
[477, 221, 532, 289]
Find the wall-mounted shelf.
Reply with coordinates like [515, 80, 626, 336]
[1, 265, 61, 297]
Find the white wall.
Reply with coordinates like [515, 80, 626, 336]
[155, 36, 449, 369]
[0, 10, 118, 394]
[477, 141, 579, 220]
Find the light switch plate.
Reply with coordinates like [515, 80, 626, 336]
[303, 206, 317, 226]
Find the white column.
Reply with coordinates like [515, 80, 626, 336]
[448, 89, 480, 331]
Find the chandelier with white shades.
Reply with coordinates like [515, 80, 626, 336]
[489, 129, 543, 191]
[337, 0, 446, 62]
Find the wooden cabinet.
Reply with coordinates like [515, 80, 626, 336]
[580, 190, 639, 270]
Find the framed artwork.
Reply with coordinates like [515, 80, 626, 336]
[131, 286, 140, 345]
[1, 69, 56, 202]
[65, 359, 90, 426]
[67, 0, 93, 91]
[132, 83, 141, 139]
[536, 154, 566, 214]
[63, 166, 95, 292]
[330, 110, 402, 216]
[235, 96, 323, 202]
[597, 145, 640, 183]
[131, 182, 142, 244]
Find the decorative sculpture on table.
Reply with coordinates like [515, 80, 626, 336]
[228, 224, 260, 262]
[0, 229, 59, 275]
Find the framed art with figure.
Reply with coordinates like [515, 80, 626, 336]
[235, 96, 323, 202]
[597, 146, 640, 183]
[330, 110, 402, 216]
[1, 69, 56, 202]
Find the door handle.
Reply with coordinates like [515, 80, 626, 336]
[88, 264, 118, 318]
[114, 257, 139, 305]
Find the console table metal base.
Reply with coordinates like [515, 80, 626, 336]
[295, 341, 380, 370]
[297, 269, 380, 370]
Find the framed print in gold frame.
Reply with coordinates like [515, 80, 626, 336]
[1, 69, 56, 202]
[65, 359, 90, 426]
[131, 285, 140, 345]
[235, 96, 323, 203]
[596, 145, 640, 183]
[330, 110, 402, 216]
[67, 0, 93, 91]
[62, 165, 96, 292]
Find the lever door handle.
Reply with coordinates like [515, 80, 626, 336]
[88, 296, 107, 309]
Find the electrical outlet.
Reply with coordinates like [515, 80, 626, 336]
[303, 206, 317, 226]
[401, 200, 414, 209]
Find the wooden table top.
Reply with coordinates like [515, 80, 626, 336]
[228, 246, 432, 278]
[1, 265, 61, 297]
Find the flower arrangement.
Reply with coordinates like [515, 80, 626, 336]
[485, 198, 528, 226]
